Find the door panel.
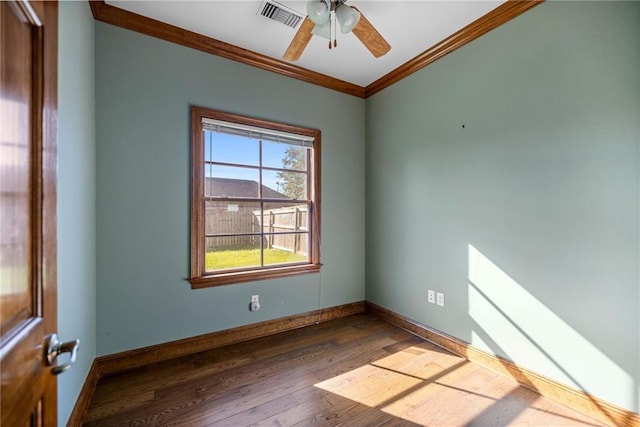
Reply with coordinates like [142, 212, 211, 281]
[1, 1, 58, 425]
[1, 0, 34, 339]
[1, 321, 45, 425]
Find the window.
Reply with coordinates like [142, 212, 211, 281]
[189, 107, 321, 288]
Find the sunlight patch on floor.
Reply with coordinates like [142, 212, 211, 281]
[314, 344, 522, 426]
[315, 364, 422, 407]
[314, 341, 602, 426]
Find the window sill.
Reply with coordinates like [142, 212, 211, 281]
[188, 263, 322, 289]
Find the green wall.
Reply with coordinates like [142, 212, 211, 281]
[57, 2, 96, 424]
[95, 22, 366, 355]
[61, 1, 639, 420]
[366, 1, 639, 412]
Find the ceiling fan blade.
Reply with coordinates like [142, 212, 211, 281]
[283, 17, 315, 62]
[351, 8, 391, 58]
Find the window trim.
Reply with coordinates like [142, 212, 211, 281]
[189, 106, 322, 288]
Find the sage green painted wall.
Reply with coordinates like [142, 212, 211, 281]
[95, 22, 365, 355]
[57, 2, 96, 424]
[366, 1, 639, 412]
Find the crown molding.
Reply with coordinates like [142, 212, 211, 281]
[88, 1, 366, 98]
[89, 1, 542, 99]
[365, 0, 543, 97]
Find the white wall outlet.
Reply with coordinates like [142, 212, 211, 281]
[250, 295, 261, 312]
[436, 292, 445, 307]
[427, 290, 435, 304]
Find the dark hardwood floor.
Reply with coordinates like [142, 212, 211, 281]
[83, 314, 604, 426]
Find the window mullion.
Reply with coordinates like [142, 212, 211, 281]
[205, 160, 261, 170]
[259, 141, 264, 267]
[306, 148, 311, 200]
[260, 200, 265, 267]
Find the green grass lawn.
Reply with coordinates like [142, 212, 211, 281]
[206, 248, 307, 271]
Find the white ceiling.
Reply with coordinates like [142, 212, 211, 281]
[106, 0, 504, 87]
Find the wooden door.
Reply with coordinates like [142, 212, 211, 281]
[1, 1, 59, 425]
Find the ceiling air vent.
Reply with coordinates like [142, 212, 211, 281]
[257, 0, 305, 29]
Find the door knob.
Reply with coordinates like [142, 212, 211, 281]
[45, 334, 80, 375]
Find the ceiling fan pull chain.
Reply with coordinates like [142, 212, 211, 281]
[331, 9, 336, 49]
[328, 11, 332, 49]
[333, 7, 338, 48]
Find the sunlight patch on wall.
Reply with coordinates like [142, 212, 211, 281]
[468, 244, 634, 409]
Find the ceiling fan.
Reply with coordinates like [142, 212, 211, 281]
[283, 0, 391, 62]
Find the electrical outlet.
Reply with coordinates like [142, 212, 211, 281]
[250, 295, 261, 312]
[436, 292, 445, 307]
[427, 290, 435, 304]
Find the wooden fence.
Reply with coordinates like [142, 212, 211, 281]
[259, 205, 308, 255]
[205, 204, 308, 254]
[205, 207, 258, 249]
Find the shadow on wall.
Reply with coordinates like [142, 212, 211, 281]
[467, 244, 635, 422]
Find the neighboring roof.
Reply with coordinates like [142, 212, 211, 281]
[205, 177, 288, 199]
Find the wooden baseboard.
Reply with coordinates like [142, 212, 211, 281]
[66, 360, 100, 427]
[95, 301, 365, 377]
[366, 302, 639, 427]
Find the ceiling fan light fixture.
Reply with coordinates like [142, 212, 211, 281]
[283, 0, 390, 61]
[306, 0, 330, 25]
[311, 20, 331, 40]
[335, 4, 360, 34]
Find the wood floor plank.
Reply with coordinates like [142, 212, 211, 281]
[256, 395, 369, 427]
[83, 313, 606, 426]
[334, 407, 421, 427]
[83, 390, 155, 424]
[315, 364, 423, 407]
[371, 342, 468, 380]
[203, 394, 300, 427]
[89, 345, 257, 410]
[251, 387, 356, 426]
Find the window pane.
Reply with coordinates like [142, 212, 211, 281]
[262, 202, 310, 264]
[207, 131, 259, 166]
[205, 237, 261, 271]
[206, 165, 260, 198]
[260, 169, 291, 200]
[263, 201, 310, 234]
[263, 233, 309, 266]
[262, 142, 307, 171]
[205, 201, 261, 236]
[263, 170, 307, 200]
[263, 200, 309, 232]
